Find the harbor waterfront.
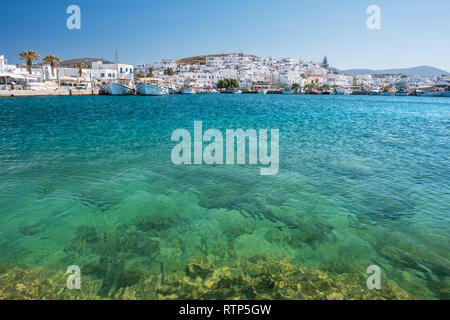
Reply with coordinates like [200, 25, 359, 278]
[0, 94, 448, 300]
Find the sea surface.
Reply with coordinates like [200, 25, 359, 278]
[0, 94, 449, 299]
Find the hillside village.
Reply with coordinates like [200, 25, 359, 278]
[1, 51, 449, 95]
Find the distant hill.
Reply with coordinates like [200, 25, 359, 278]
[50, 58, 113, 68]
[60, 58, 113, 68]
[343, 66, 449, 76]
[33, 58, 113, 68]
[176, 54, 229, 65]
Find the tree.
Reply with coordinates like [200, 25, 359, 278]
[292, 83, 301, 89]
[134, 71, 145, 79]
[321, 56, 329, 69]
[217, 78, 239, 89]
[164, 67, 175, 76]
[146, 67, 154, 78]
[74, 61, 87, 77]
[42, 55, 61, 77]
[19, 50, 40, 74]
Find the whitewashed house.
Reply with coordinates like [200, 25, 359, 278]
[91, 60, 134, 83]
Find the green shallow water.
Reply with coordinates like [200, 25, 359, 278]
[0, 94, 449, 299]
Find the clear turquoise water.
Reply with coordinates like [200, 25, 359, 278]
[0, 95, 449, 299]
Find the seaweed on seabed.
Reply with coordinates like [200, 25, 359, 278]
[0, 255, 414, 300]
[135, 212, 181, 232]
[61, 224, 160, 297]
[0, 264, 103, 300]
[110, 255, 414, 300]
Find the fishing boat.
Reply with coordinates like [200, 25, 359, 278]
[283, 86, 294, 95]
[395, 88, 408, 96]
[416, 89, 450, 97]
[307, 89, 321, 95]
[167, 80, 179, 94]
[106, 82, 135, 95]
[434, 83, 450, 97]
[336, 88, 352, 95]
[352, 89, 369, 95]
[416, 90, 439, 97]
[180, 87, 197, 94]
[415, 84, 450, 97]
[136, 78, 168, 96]
[369, 88, 381, 95]
[321, 88, 334, 95]
[106, 52, 135, 96]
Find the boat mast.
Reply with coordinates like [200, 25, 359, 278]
[115, 51, 120, 83]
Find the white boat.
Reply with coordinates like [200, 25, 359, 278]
[258, 89, 267, 94]
[395, 89, 408, 96]
[136, 83, 168, 96]
[336, 88, 352, 95]
[181, 87, 197, 94]
[106, 82, 135, 95]
[416, 90, 444, 97]
[207, 89, 219, 94]
[415, 84, 450, 97]
[234, 90, 242, 94]
[106, 52, 135, 95]
[369, 88, 381, 95]
[136, 78, 168, 96]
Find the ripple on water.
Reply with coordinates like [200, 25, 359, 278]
[0, 95, 449, 299]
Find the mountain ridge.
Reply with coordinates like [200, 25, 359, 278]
[342, 66, 448, 76]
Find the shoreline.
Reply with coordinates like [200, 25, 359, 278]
[0, 88, 100, 98]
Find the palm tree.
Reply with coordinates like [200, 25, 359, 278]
[19, 50, 41, 74]
[74, 61, 87, 77]
[42, 55, 61, 77]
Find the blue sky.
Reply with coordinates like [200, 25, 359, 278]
[2, 0, 450, 71]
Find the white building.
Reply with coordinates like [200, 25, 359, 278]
[0, 55, 6, 73]
[324, 74, 353, 86]
[135, 63, 153, 74]
[307, 75, 326, 85]
[153, 58, 177, 71]
[91, 60, 134, 83]
[279, 70, 303, 85]
[355, 74, 375, 86]
[206, 56, 224, 68]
